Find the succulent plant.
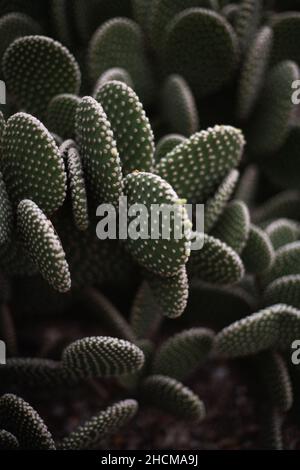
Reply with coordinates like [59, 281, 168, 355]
[0, 0, 300, 451]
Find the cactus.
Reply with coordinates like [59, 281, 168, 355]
[75, 95, 123, 206]
[146, 265, 189, 318]
[154, 134, 185, 162]
[141, 375, 205, 422]
[3, 35, 81, 119]
[235, 0, 262, 53]
[96, 81, 155, 175]
[164, 8, 238, 98]
[0, 0, 300, 451]
[189, 233, 244, 284]
[65, 145, 89, 231]
[153, 327, 214, 380]
[0, 429, 19, 450]
[264, 275, 300, 309]
[17, 199, 71, 292]
[93, 67, 134, 94]
[211, 200, 250, 254]
[47, 93, 81, 140]
[241, 224, 274, 274]
[204, 169, 240, 233]
[162, 74, 199, 137]
[254, 351, 293, 412]
[129, 282, 163, 339]
[215, 304, 300, 358]
[156, 125, 245, 203]
[0, 12, 42, 64]
[265, 219, 299, 250]
[2, 113, 66, 214]
[237, 26, 273, 120]
[260, 241, 300, 287]
[62, 336, 145, 378]
[88, 18, 153, 105]
[0, 394, 55, 450]
[0, 172, 12, 245]
[246, 60, 299, 155]
[124, 171, 192, 277]
[58, 399, 138, 450]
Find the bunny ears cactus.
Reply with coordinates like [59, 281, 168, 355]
[3, 35, 81, 119]
[1, 0, 300, 451]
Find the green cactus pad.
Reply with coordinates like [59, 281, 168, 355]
[260, 407, 283, 450]
[162, 74, 199, 137]
[264, 275, 300, 311]
[50, 0, 72, 48]
[17, 199, 71, 293]
[65, 146, 89, 232]
[93, 67, 134, 95]
[58, 399, 138, 450]
[153, 327, 214, 380]
[62, 336, 145, 378]
[163, 8, 239, 98]
[75, 96, 123, 207]
[262, 125, 300, 191]
[154, 134, 185, 162]
[146, 265, 189, 318]
[96, 81, 155, 175]
[271, 12, 300, 66]
[0, 394, 55, 450]
[3, 35, 81, 119]
[215, 303, 300, 357]
[0, 430, 19, 450]
[185, 280, 256, 330]
[255, 351, 293, 412]
[211, 200, 250, 254]
[88, 18, 153, 105]
[130, 282, 163, 339]
[0, 172, 12, 246]
[189, 233, 244, 284]
[123, 171, 192, 277]
[246, 61, 299, 156]
[237, 26, 273, 120]
[205, 169, 239, 233]
[2, 113, 67, 214]
[241, 224, 274, 274]
[235, 165, 259, 206]
[253, 190, 300, 224]
[141, 375, 205, 422]
[260, 241, 300, 287]
[265, 219, 299, 250]
[235, 0, 262, 53]
[47, 94, 80, 140]
[0, 358, 73, 388]
[54, 209, 135, 288]
[222, 3, 239, 24]
[149, 0, 216, 51]
[156, 125, 245, 203]
[0, 12, 42, 65]
[132, 0, 152, 33]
